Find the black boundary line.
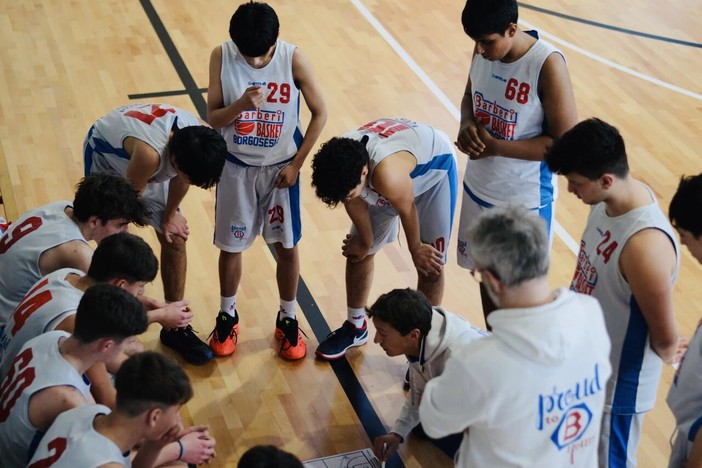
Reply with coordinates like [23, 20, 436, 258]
[138, 1, 403, 466]
[519, 2, 702, 49]
[128, 88, 207, 100]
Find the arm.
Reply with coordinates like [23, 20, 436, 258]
[124, 138, 160, 195]
[138, 426, 216, 467]
[38, 241, 93, 276]
[342, 197, 373, 263]
[85, 362, 117, 409]
[474, 53, 578, 161]
[275, 48, 328, 188]
[372, 155, 443, 276]
[28, 385, 92, 431]
[142, 296, 193, 329]
[455, 74, 486, 158]
[206, 46, 264, 129]
[619, 229, 679, 363]
[161, 175, 190, 242]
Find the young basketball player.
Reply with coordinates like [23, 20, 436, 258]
[0, 173, 148, 328]
[455, 0, 577, 324]
[310, 118, 457, 361]
[0, 284, 148, 467]
[546, 118, 679, 467]
[84, 102, 227, 365]
[206, 1, 327, 360]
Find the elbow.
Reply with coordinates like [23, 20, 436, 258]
[653, 334, 679, 364]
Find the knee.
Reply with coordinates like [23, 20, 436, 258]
[161, 235, 187, 254]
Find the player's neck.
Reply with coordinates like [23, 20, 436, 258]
[94, 412, 142, 454]
[502, 30, 536, 63]
[498, 277, 554, 309]
[65, 206, 93, 241]
[603, 177, 652, 217]
[59, 336, 101, 374]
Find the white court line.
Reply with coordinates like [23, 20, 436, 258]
[520, 20, 702, 101]
[350, 0, 581, 254]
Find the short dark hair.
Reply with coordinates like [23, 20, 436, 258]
[238, 445, 303, 468]
[72, 284, 148, 343]
[545, 118, 629, 180]
[462, 0, 518, 38]
[670, 174, 702, 238]
[73, 173, 149, 226]
[168, 126, 226, 189]
[311, 137, 370, 207]
[88, 233, 158, 283]
[115, 351, 193, 417]
[229, 2, 279, 57]
[367, 288, 433, 337]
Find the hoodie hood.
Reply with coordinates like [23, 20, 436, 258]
[421, 307, 489, 365]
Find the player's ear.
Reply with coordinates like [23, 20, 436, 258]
[146, 407, 162, 428]
[600, 174, 614, 190]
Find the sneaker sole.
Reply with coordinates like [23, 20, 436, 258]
[159, 337, 214, 365]
[280, 341, 307, 360]
[314, 335, 369, 361]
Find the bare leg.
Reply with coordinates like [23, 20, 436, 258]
[272, 243, 299, 302]
[417, 269, 445, 306]
[346, 254, 375, 309]
[156, 232, 186, 302]
[219, 250, 243, 297]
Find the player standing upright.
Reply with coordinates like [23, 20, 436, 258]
[207, 1, 327, 360]
[455, 0, 577, 324]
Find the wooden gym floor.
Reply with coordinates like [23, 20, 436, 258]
[1, 0, 701, 466]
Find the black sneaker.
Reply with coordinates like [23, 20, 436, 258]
[403, 366, 411, 391]
[160, 325, 214, 364]
[315, 320, 369, 361]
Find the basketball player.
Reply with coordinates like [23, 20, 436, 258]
[0, 172, 148, 328]
[546, 118, 679, 467]
[27, 352, 216, 467]
[368, 288, 487, 462]
[667, 173, 702, 467]
[455, 0, 577, 325]
[84, 102, 227, 365]
[310, 118, 457, 360]
[206, 1, 327, 360]
[419, 207, 612, 467]
[0, 233, 192, 408]
[0, 284, 148, 467]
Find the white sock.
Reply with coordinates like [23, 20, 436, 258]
[278, 299, 296, 320]
[220, 295, 237, 317]
[347, 307, 366, 328]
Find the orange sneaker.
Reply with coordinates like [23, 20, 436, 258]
[208, 311, 239, 356]
[275, 316, 307, 360]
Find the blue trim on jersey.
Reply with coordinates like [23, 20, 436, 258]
[538, 203, 553, 238]
[293, 126, 303, 150]
[289, 176, 302, 246]
[609, 413, 633, 467]
[447, 156, 458, 231]
[539, 161, 555, 206]
[83, 126, 132, 175]
[463, 182, 495, 208]
[689, 415, 702, 442]
[612, 295, 648, 413]
[409, 153, 455, 178]
[83, 125, 96, 176]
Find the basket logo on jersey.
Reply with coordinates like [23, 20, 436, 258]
[537, 364, 604, 461]
[571, 240, 598, 295]
[232, 109, 285, 148]
[358, 119, 412, 139]
[230, 224, 247, 240]
[359, 187, 390, 208]
[473, 91, 518, 140]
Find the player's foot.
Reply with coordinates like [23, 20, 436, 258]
[403, 366, 411, 391]
[208, 311, 240, 356]
[315, 320, 368, 361]
[275, 316, 307, 360]
[160, 325, 214, 365]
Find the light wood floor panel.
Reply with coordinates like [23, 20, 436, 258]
[2, 0, 701, 466]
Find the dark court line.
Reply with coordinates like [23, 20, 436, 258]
[128, 88, 207, 100]
[138, 1, 403, 466]
[519, 2, 702, 49]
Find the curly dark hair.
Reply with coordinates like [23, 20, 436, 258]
[168, 126, 226, 189]
[73, 173, 149, 226]
[310, 137, 370, 207]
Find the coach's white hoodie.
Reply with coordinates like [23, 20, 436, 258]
[392, 307, 488, 440]
[419, 288, 612, 468]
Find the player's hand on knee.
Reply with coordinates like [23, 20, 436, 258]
[411, 243, 445, 276]
[373, 433, 402, 461]
[342, 234, 371, 263]
[162, 211, 190, 242]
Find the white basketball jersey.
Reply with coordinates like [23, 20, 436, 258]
[571, 187, 679, 413]
[219, 40, 302, 166]
[87, 103, 200, 182]
[344, 118, 457, 206]
[0, 331, 91, 468]
[465, 36, 561, 208]
[0, 268, 84, 381]
[667, 319, 702, 431]
[27, 404, 130, 468]
[0, 202, 86, 325]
